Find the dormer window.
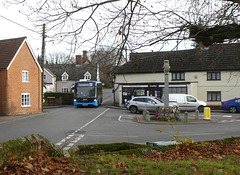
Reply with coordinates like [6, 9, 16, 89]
[84, 71, 91, 81]
[62, 72, 69, 81]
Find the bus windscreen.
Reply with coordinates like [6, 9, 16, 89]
[75, 84, 95, 98]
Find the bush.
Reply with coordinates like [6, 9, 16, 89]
[44, 92, 74, 105]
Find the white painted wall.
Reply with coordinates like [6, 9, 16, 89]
[43, 69, 56, 92]
[114, 71, 240, 106]
[57, 80, 74, 92]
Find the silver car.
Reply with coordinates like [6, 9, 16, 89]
[126, 96, 167, 113]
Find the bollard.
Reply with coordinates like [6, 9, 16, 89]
[195, 110, 199, 120]
[146, 111, 150, 122]
[184, 111, 189, 123]
[204, 107, 211, 120]
[143, 109, 147, 120]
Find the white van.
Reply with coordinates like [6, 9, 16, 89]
[164, 94, 206, 112]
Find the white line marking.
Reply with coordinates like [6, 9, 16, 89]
[219, 119, 236, 123]
[118, 115, 122, 121]
[223, 115, 232, 118]
[118, 115, 135, 122]
[56, 108, 110, 149]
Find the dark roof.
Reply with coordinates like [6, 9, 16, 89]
[44, 63, 97, 81]
[0, 37, 26, 70]
[114, 43, 240, 74]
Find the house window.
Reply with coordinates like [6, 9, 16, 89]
[21, 93, 30, 107]
[172, 72, 185, 80]
[22, 71, 29, 82]
[44, 74, 46, 80]
[84, 71, 91, 81]
[207, 72, 221, 80]
[61, 72, 69, 81]
[169, 87, 187, 94]
[207, 91, 221, 101]
[62, 87, 68, 92]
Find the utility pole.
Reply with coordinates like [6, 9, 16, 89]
[41, 24, 46, 111]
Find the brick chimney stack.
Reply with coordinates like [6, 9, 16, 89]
[76, 51, 88, 65]
[76, 55, 82, 65]
[83, 50, 88, 62]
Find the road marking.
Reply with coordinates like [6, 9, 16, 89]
[223, 115, 232, 118]
[56, 108, 110, 150]
[219, 119, 238, 123]
[118, 115, 136, 122]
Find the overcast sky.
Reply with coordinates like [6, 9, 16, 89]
[0, 4, 43, 56]
[0, 2, 193, 59]
[0, 3, 72, 57]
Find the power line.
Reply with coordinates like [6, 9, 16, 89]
[0, 14, 40, 34]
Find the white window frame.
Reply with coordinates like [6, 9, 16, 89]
[61, 72, 69, 81]
[62, 87, 69, 92]
[21, 93, 31, 107]
[22, 71, 29, 82]
[84, 71, 91, 81]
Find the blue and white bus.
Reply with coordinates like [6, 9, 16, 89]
[73, 81, 103, 107]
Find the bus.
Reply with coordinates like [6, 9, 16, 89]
[73, 81, 103, 107]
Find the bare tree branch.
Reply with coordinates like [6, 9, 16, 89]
[4, 0, 240, 56]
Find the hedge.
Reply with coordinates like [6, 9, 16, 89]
[44, 92, 74, 105]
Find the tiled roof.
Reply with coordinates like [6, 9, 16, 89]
[44, 63, 97, 81]
[0, 37, 26, 70]
[114, 43, 240, 74]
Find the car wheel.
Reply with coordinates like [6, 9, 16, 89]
[198, 106, 204, 112]
[130, 106, 138, 113]
[229, 106, 237, 113]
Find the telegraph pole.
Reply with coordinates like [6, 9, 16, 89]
[41, 24, 46, 111]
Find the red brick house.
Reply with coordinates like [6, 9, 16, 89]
[0, 37, 43, 116]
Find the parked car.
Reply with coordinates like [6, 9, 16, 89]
[162, 94, 206, 112]
[126, 96, 178, 114]
[221, 98, 240, 113]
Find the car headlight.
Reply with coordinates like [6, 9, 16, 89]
[94, 99, 97, 102]
[74, 99, 76, 102]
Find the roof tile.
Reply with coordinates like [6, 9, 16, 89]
[115, 43, 240, 74]
[0, 37, 26, 69]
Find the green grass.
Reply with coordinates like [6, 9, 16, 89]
[71, 154, 240, 175]
[0, 136, 239, 174]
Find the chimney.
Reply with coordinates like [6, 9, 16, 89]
[83, 50, 88, 62]
[76, 55, 82, 65]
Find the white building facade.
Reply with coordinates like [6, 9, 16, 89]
[113, 43, 240, 108]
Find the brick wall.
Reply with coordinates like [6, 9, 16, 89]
[4, 42, 42, 115]
[0, 70, 7, 115]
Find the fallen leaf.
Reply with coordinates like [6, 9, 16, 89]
[25, 163, 34, 170]
[41, 167, 50, 172]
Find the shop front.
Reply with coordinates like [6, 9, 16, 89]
[121, 84, 187, 104]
